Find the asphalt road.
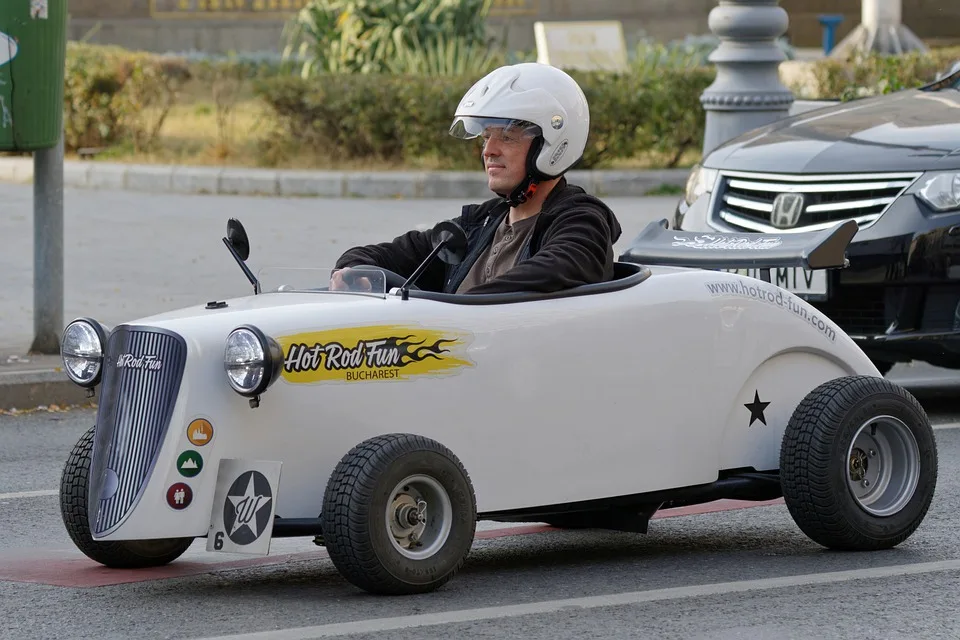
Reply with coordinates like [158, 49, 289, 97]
[0, 183, 681, 354]
[1, 406, 959, 639]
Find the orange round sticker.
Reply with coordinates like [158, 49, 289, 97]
[187, 419, 214, 446]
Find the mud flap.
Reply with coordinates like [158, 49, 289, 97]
[207, 459, 282, 555]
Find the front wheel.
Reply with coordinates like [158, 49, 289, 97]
[321, 433, 477, 595]
[780, 376, 938, 551]
[60, 427, 194, 568]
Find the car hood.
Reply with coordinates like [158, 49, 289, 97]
[704, 89, 960, 173]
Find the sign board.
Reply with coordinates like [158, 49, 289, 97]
[534, 21, 628, 72]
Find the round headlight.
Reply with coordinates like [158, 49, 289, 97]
[61, 318, 106, 387]
[224, 325, 282, 397]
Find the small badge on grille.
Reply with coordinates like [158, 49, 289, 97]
[166, 482, 193, 510]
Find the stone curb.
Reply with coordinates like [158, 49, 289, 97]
[0, 368, 94, 412]
[0, 157, 691, 198]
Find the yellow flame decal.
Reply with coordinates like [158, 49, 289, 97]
[277, 325, 474, 384]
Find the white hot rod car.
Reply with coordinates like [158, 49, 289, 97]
[57, 217, 939, 595]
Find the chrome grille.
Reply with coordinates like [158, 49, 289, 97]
[711, 170, 922, 233]
[88, 326, 187, 537]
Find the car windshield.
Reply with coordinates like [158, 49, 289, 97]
[257, 267, 389, 297]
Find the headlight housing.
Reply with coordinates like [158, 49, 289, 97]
[916, 172, 960, 212]
[683, 164, 719, 206]
[61, 318, 107, 388]
[224, 325, 282, 398]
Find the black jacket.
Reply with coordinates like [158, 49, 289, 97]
[334, 178, 623, 295]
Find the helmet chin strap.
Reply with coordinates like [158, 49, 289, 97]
[496, 137, 548, 207]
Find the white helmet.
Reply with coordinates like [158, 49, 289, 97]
[449, 63, 590, 202]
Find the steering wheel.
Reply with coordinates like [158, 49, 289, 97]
[344, 265, 419, 292]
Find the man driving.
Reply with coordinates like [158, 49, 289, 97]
[331, 62, 622, 295]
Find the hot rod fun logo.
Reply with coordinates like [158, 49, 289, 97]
[277, 326, 473, 384]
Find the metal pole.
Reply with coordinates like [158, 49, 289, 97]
[830, 0, 927, 58]
[29, 131, 64, 355]
[700, 0, 795, 156]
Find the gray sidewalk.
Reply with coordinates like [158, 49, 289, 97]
[0, 155, 691, 198]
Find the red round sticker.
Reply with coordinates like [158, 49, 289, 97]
[166, 482, 193, 510]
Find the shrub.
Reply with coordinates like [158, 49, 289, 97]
[808, 46, 960, 100]
[254, 66, 715, 170]
[63, 42, 191, 152]
[281, 0, 495, 76]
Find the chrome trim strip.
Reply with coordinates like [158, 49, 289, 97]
[712, 169, 924, 182]
[719, 210, 881, 233]
[723, 194, 773, 212]
[806, 196, 898, 212]
[727, 179, 914, 193]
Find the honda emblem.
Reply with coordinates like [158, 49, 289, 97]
[770, 193, 805, 229]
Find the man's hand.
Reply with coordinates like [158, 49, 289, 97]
[330, 268, 372, 292]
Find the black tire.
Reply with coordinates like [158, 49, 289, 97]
[60, 426, 194, 568]
[780, 376, 938, 551]
[321, 433, 477, 595]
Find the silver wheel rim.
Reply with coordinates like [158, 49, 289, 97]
[846, 415, 921, 517]
[385, 474, 453, 560]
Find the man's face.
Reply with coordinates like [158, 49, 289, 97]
[482, 125, 535, 194]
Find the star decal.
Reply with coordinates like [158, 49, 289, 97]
[744, 390, 770, 427]
[227, 472, 272, 539]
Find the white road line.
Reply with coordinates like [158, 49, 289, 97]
[0, 489, 58, 500]
[191, 558, 960, 640]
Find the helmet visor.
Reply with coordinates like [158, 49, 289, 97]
[449, 117, 542, 144]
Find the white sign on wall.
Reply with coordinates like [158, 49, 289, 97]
[534, 20, 628, 72]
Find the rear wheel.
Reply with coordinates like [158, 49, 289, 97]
[60, 427, 194, 568]
[780, 376, 937, 550]
[322, 434, 476, 595]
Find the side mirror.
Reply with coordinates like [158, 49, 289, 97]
[227, 218, 250, 261]
[222, 218, 259, 294]
[432, 220, 468, 265]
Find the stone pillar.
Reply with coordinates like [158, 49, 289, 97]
[700, 0, 795, 157]
[830, 0, 927, 59]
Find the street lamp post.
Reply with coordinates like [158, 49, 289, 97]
[830, 0, 927, 58]
[700, 0, 795, 156]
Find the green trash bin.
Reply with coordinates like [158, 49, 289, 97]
[0, 0, 66, 151]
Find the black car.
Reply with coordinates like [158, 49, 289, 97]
[674, 66, 960, 374]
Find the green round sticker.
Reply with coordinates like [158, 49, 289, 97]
[177, 450, 203, 478]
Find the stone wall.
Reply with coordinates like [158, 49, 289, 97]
[65, 0, 960, 55]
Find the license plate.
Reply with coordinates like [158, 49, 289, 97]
[724, 267, 828, 300]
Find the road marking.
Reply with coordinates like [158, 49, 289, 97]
[191, 558, 960, 640]
[0, 489, 57, 500]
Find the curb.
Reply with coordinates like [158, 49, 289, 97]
[0, 368, 95, 413]
[0, 157, 691, 198]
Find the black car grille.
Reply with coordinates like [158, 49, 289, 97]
[88, 326, 187, 537]
[711, 170, 921, 232]
[812, 287, 890, 335]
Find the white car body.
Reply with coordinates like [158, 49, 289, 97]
[81, 219, 877, 544]
[61, 216, 938, 595]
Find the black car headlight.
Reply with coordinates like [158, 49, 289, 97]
[915, 172, 960, 212]
[224, 325, 282, 397]
[61, 318, 107, 388]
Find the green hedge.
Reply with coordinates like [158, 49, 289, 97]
[47, 42, 960, 169]
[253, 67, 716, 170]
